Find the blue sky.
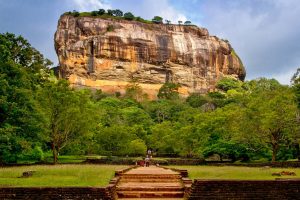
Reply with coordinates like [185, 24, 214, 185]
[0, 0, 299, 84]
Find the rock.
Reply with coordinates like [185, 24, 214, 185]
[19, 171, 36, 178]
[272, 172, 282, 176]
[55, 14, 246, 99]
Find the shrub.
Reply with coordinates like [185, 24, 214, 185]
[186, 93, 209, 108]
[124, 12, 135, 20]
[107, 25, 114, 32]
[98, 9, 106, 15]
[127, 139, 147, 156]
[184, 21, 192, 25]
[216, 77, 241, 92]
[107, 9, 113, 16]
[72, 10, 80, 17]
[152, 16, 163, 24]
[114, 9, 123, 17]
[91, 11, 98, 16]
[157, 83, 180, 99]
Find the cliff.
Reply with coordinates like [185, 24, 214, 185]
[55, 14, 246, 98]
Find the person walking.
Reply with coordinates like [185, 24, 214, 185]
[145, 155, 150, 167]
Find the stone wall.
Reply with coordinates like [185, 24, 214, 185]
[188, 179, 300, 200]
[207, 161, 300, 168]
[0, 187, 113, 200]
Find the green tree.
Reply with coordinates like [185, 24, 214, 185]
[113, 9, 123, 17]
[107, 9, 113, 16]
[291, 68, 300, 160]
[121, 106, 153, 129]
[127, 139, 147, 156]
[37, 80, 94, 164]
[157, 83, 180, 100]
[125, 81, 145, 101]
[98, 9, 106, 15]
[165, 20, 171, 24]
[291, 68, 300, 109]
[237, 80, 299, 162]
[94, 125, 135, 155]
[152, 16, 163, 24]
[72, 10, 80, 17]
[0, 33, 51, 163]
[184, 21, 192, 25]
[124, 12, 135, 20]
[186, 93, 210, 108]
[91, 11, 98, 16]
[216, 77, 242, 92]
[148, 121, 178, 156]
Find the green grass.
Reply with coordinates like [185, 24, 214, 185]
[172, 166, 300, 180]
[0, 165, 127, 187]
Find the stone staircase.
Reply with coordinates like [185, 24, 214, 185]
[116, 166, 189, 200]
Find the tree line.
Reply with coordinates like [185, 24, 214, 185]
[66, 9, 193, 25]
[0, 33, 300, 164]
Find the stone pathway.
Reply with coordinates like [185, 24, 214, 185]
[116, 166, 189, 200]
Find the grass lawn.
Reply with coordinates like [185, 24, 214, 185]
[0, 164, 127, 187]
[172, 166, 300, 180]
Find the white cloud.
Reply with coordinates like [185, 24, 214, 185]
[270, 68, 297, 85]
[157, 3, 187, 23]
[201, 0, 300, 84]
[110, 0, 187, 24]
[73, 0, 111, 11]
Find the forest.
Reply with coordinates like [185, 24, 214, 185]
[1, 33, 300, 164]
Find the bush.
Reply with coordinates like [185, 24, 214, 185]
[127, 139, 147, 156]
[98, 9, 106, 15]
[18, 146, 44, 163]
[184, 21, 192, 25]
[217, 77, 241, 92]
[107, 25, 114, 32]
[72, 10, 80, 17]
[157, 83, 180, 99]
[114, 9, 123, 17]
[124, 12, 135, 20]
[152, 16, 163, 24]
[107, 9, 113, 16]
[91, 11, 98, 16]
[186, 93, 209, 108]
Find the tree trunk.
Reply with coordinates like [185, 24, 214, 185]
[295, 143, 300, 161]
[271, 143, 279, 162]
[52, 143, 58, 164]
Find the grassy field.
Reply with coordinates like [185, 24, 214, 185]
[172, 166, 300, 180]
[0, 165, 127, 187]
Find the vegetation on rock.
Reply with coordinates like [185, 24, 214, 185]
[65, 9, 193, 25]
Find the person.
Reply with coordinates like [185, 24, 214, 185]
[145, 155, 150, 167]
[147, 149, 152, 156]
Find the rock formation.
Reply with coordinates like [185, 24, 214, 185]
[55, 14, 246, 99]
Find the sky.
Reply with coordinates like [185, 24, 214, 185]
[0, 0, 299, 84]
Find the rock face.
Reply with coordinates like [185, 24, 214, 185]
[55, 14, 245, 99]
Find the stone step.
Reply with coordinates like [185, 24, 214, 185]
[117, 186, 184, 192]
[120, 178, 181, 183]
[118, 182, 183, 187]
[117, 198, 184, 200]
[122, 174, 181, 178]
[117, 191, 184, 198]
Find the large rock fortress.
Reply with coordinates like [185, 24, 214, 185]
[55, 14, 246, 98]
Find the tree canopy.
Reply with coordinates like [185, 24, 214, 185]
[1, 32, 300, 164]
